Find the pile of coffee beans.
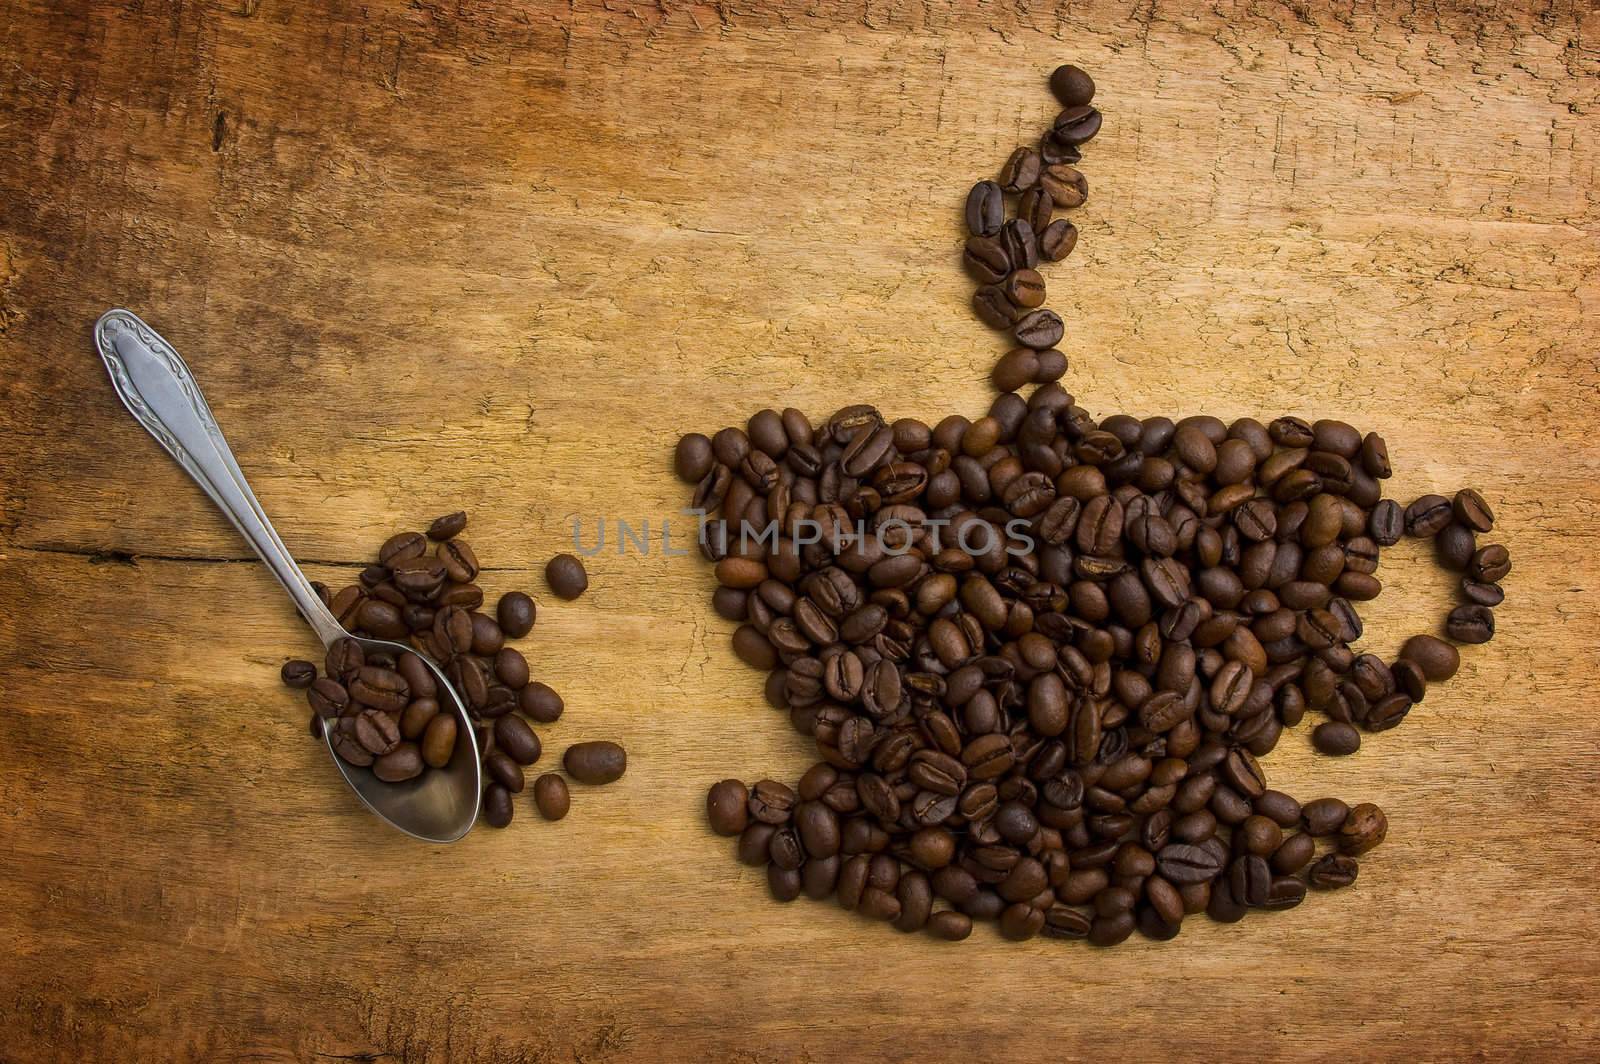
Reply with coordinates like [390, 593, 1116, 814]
[682, 395, 1505, 944]
[964, 64, 1103, 393]
[279, 512, 625, 829]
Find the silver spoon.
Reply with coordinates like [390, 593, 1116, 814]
[94, 308, 482, 842]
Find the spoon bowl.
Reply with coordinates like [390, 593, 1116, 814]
[95, 308, 482, 842]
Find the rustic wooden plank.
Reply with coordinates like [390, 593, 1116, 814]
[1, 0, 1597, 1060]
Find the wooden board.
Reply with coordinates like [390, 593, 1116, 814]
[2, 1, 1597, 1059]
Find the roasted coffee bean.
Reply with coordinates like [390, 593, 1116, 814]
[485, 750, 525, 793]
[533, 773, 570, 820]
[563, 741, 625, 785]
[1446, 604, 1495, 644]
[1461, 578, 1504, 607]
[545, 553, 589, 599]
[1003, 268, 1047, 309]
[520, 682, 564, 723]
[1308, 853, 1359, 889]
[420, 713, 457, 769]
[1404, 494, 1453, 538]
[1339, 803, 1388, 855]
[707, 779, 750, 836]
[1302, 797, 1350, 837]
[280, 659, 317, 689]
[1399, 634, 1459, 681]
[1453, 488, 1494, 533]
[1369, 499, 1404, 545]
[1038, 219, 1078, 261]
[999, 146, 1043, 193]
[1014, 309, 1064, 350]
[1051, 104, 1103, 146]
[496, 591, 536, 638]
[483, 783, 513, 828]
[427, 511, 467, 541]
[973, 285, 1021, 329]
[1049, 64, 1095, 107]
[963, 235, 1011, 284]
[494, 714, 542, 765]
[1312, 720, 1360, 756]
[1469, 544, 1511, 583]
[373, 742, 424, 783]
[965, 180, 1005, 237]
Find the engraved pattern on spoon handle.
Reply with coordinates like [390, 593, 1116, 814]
[94, 309, 346, 647]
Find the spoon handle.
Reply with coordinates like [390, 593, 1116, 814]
[94, 309, 347, 647]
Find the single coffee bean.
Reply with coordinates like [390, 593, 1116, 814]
[1000, 219, 1039, 270]
[420, 713, 456, 768]
[999, 146, 1043, 193]
[963, 235, 1011, 284]
[1404, 494, 1453, 538]
[1461, 577, 1504, 607]
[1399, 634, 1460, 681]
[427, 511, 467, 541]
[1308, 853, 1359, 889]
[973, 285, 1021, 329]
[485, 750, 525, 793]
[1018, 186, 1053, 232]
[1014, 309, 1064, 350]
[564, 740, 627, 785]
[927, 910, 974, 941]
[1369, 499, 1404, 545]
[1039, 164, 1087, 208]
[533, 773, 570, 820]
[675, 433, 715, 482]
[965, 180, 1004, 237]
[1051, 104, 1103, 146]
[519, 682, 564, 723]
[545, 553, 589, 599]
[1003, 268, 1047, 309]
[1452, 488, 1494, 532]
[280, 659, 317, 689]
[1312, 720, 1360, 756]
[1469, 544, 1511, 583]
[1301, 797, 1350, 836]
[1339, 802, 1388, 855]
[483, 783, 513, 828]
[707, 779, 750, 836]
[354, 708, 402, 756]
[1435, 523, 1477, 571]
[496, 591, 537, 638]
[373, 742, 424, 783]
[307, 677, 349, 718]
[1445, 604, 1495, 644]
[1049, 64, 1095, 107]
[1038, 219, 1077, 261]
[494, 713, 542, 765]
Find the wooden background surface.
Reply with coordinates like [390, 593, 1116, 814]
[2, 1, 1597, 1060]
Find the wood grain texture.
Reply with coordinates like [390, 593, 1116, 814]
[1, 0, 1597, 1060]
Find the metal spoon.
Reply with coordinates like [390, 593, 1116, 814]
[93, 308, 482, 842]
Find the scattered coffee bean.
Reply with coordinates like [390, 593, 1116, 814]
[1049, 64, 1095, 108]
[533, 773, 571, 821]
[280, 659, 317, 689]
[546, 553, 589, 600]
[1446, 604, 1495, 644]
[427, 511, 467, 541]
[564, 741, 627, 785]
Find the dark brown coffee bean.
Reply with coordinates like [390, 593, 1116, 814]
[483, 783, 513, 827]
[373, 742, 424, 783]
[1399, 634, 1459, 681]
[1453, 488, 1494, 533]
[519, 682, 563, 723]
[1051, 104, 1103, 146]
[563, 741, 626, 785]
[1445, 604, 1495, 644]
[545, 553, 589, 599]
[1003, 268, 1047, 309]
[963, 235, 1011, 284]
[494, 714, 542, 766]
[1469, 544, 1511, 583]
[280, 659, 317, 689]
[973, 285, 1020, 329]
[532, 773, 570, 820]
[1404, 494, 1453, 538]
[1308, 853, 1359, 889]
[1038, 219, 1078, 262]
[707, 779, 750, 836]
[1312, 720, 1360, 756]
[927, 910, 973, 941]
[496, 591, 536, 638]
[1301, 797, 1349, 836]
[1049, 64, 1095, 107]
[965, 180, 1004, 237]
[1369, 499, 1404, 546]
[1339, 802, 1388, 855]
[1005, 305, 1067, 355]
[427, 511, 467, 541]
[999, 146, 1043, 193]
[420, 713, 456, 768]
[485, 750, 525, 793]
[1461, 578, 1504, 607]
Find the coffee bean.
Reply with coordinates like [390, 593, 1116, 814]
[533, 773, 570, 820]
[519, 682, 564, 723]
[1404, 494, 1453, 538]
[1445, 604, 1495, 644]
[1000, 219, 1039, 270]
[373, 742, 424, 783]
[420, 713, 457, 768]
[1312, 720, 1360, 756]
[1453, 488, 1494, 533]
[280, 659, 317, 689]
[496, 591, 536, 638]
[707, 780, 750, 836]
[564, 741, 627, 785]
[927, 910, 974, 941]
[1018, 186, 1052, 232]
[1469, 544, 1511, 583]
[1308, 853, 1359, 889]
[494, 714, 541, 766]
[1038, 219, 1078, 261]
[963, 236, 1011, 284]
[1014, 309, 1064, 350]
[1399, 634, 1459, 681]
[1003, 268, 1047, 309]
[1302, 798, 1349, 836]
[675, 433, 715, 482]
[1039, 164, 1087, 208]
[307, 677, 349, 718]
[1435, 523, 1477, 571]
[973, 285, 1020, 329]
[965, 180, 1004, 237]
[485, 750, 525, 793]
[1156, 843, 1223, 885]
[1461, 577, 1504, 607]
[999, 147, 1043, 193]
[483, 783, 513, 828]
[426, 511, 467, 541]
[1051, 104, 1103, 146]
[1369, 499, 1403, 546]
[1339, 803, 1388, 855]
[1049, 64, 1095, 107]
[545, 553, 589, 599]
